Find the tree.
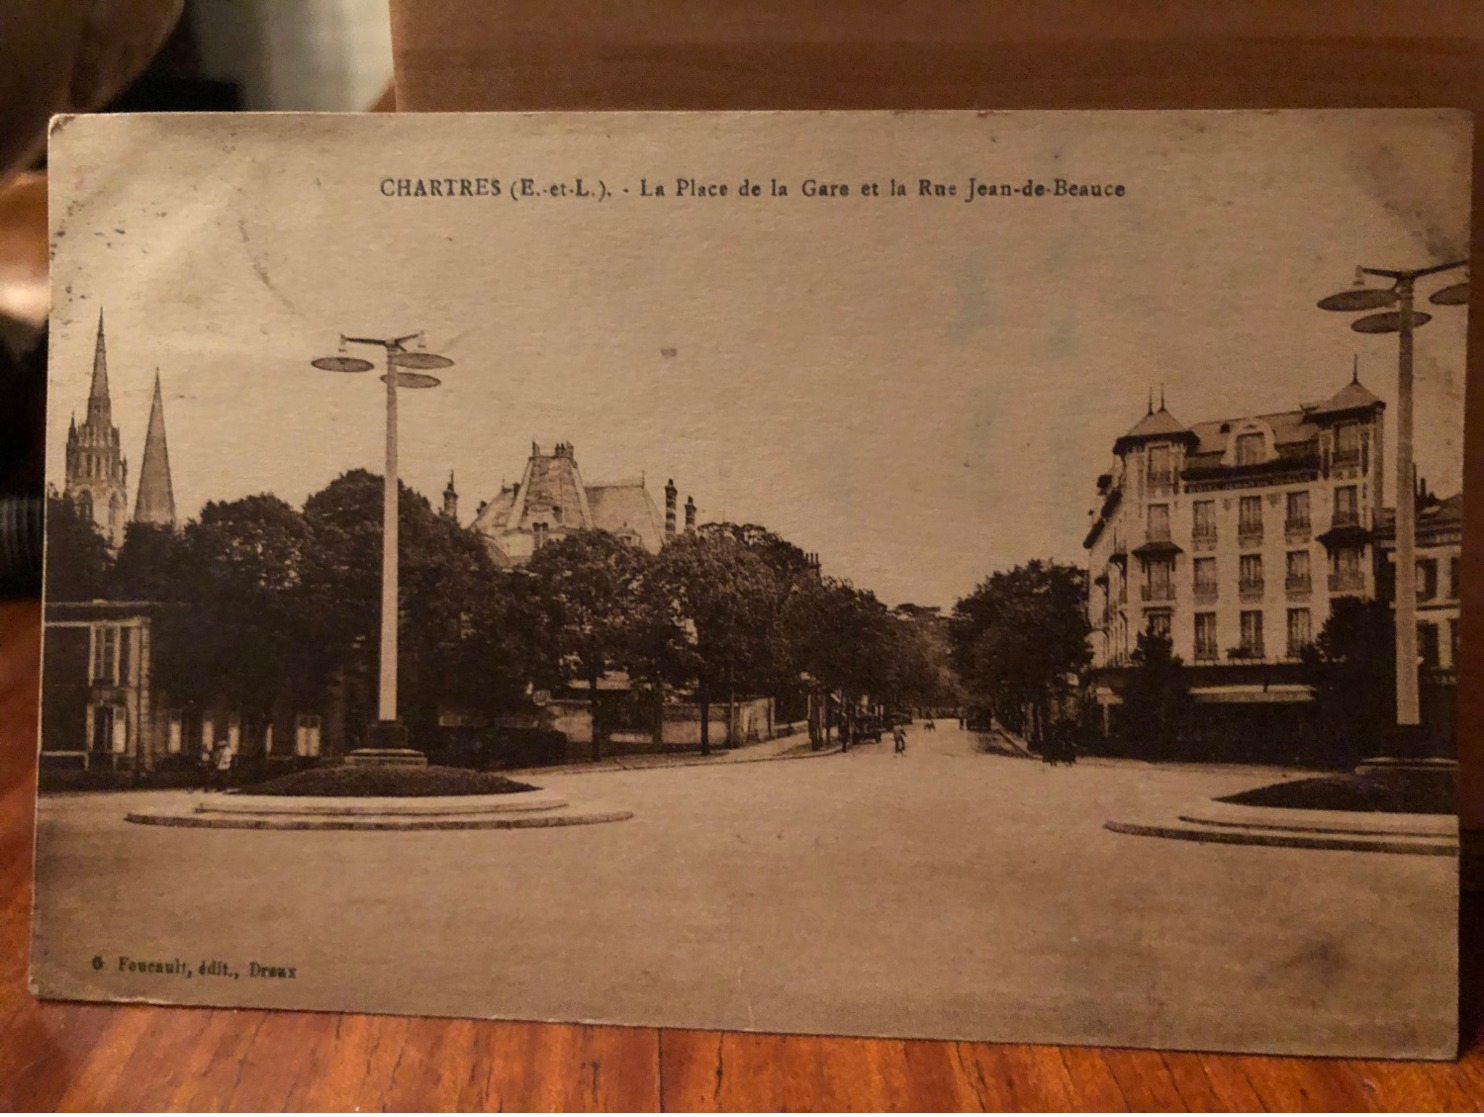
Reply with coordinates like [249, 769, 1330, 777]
[1117, 630, 1190, 761]
[525, 530, 660, 761]
[1300, 596, 1396, 764]
[44, 495, 111, 600]
[654, 531, 792, 754]
[300, 470, 545, 737]
[949, 560, 1090, 748]
[697, 522, 815, 583]
[153, 494, 313, 717]
[783, 576, 897, 745]
[110, 522, 184, 602]
[887, 604, 963, 714]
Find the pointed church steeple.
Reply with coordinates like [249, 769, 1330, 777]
[134, 371, 176, 528]
[66, 308, 129, 548]
[88, 310, 112, 425]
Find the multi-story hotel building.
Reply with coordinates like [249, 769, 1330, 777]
[1083, 374, 1388, 730]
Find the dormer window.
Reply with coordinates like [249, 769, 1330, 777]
[1235, 432, 1264, 466]
[1147, 444, 1172, 485]
[532, 522, 549, 550]
[1335, 422, 1361, 465]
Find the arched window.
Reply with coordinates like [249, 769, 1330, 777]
[76, 491, 93, 525]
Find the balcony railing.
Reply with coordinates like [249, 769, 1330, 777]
[1192, 528, 1217, 550]
[1146, 528, 1172, 543]
[1285, 575, 1312, 595]
[1332, 448, 1362, 468]
[1143, 584, 1175, 603]
[1331, 510, 1361, 529]
[1329, 570, 1365, 593]
[1193, 585, 1218, 604]
[1194, 644, 1219, 662]
[1284, 518, 1310, 541]
[1237, 526, 1264, 547]
[1238, 578, 1265, 600]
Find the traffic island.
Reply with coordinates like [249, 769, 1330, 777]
[242, 764, 538, 798]
[123, 764, 634, 831]
[1107, 768, 1457, 856]
[124, 789, 634, 831]
[1105, 801, 1456, 856]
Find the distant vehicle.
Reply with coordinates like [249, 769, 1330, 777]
[849, 717, 885, 744]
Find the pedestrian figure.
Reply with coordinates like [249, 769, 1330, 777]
[893, 725, 907, 755]
[209, 737, 232, 792]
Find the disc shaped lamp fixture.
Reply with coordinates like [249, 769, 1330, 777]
[1350, 310, 1432, 334]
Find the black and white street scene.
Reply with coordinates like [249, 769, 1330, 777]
[32, 110, 1468, 1057]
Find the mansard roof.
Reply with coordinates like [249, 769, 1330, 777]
[1310, 377, 1384, 418]
[587, 482, 664, 551]
[1112, 407, 1196, 454]
[1375, 492, 1463, 543]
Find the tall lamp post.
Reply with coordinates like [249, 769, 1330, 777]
[1317, 261, 1468, 740]
[312, 332, 454, 755]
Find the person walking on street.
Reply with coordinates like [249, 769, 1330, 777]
[893, 724, 907, 755]
[209, 737, 232, 792]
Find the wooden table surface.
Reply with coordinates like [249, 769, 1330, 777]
[0, 597, 1480, 1110]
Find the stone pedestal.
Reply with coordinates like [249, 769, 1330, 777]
[347, 722, 427, 767]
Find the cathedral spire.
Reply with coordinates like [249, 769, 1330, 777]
[134, 371, 176, 528]
[88, 309, 111, 424]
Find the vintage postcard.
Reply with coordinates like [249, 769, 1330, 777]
[33, 109, 1468, 1058]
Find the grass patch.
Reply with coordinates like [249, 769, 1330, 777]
[1217, 773, 1452, 815]
[243, 765, 538, 798]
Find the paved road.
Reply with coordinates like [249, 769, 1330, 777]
[31, 724, 1456, 1057]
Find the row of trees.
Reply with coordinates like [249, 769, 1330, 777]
[49, 472, 958, 756]
[947, 560, 1090, 748]
[945, 557, 1404, 765]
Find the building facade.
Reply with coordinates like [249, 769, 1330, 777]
[41, 600, 328, 778]
[1375, 490, 1464, 673]
[1083, 375, 1388, 736]
[467, 441, 693, 566]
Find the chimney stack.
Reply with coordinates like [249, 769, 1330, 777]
[684, 496, 696, 533]
[664, 479, 678, 536]
[443, 471, 458, 520]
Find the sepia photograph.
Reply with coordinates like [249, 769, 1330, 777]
[31, 108, 1468, 1058]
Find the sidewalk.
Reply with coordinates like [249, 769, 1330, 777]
[504, 728, 838, 779]
[976, 725, 1036, 759]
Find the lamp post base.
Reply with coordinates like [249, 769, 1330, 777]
[347, 721, 428, 768]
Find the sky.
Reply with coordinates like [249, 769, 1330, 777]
[46, 109, 1471, 610]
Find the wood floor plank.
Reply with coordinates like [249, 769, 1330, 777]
[1347, 1059, 1479, 1112]
[1239, 1054, 1379, 1112]
[1195, 1053, 1268, 1111]
[1158, 1052, 1226, 1111]
[1100, 1048, 1188, 1110]
[0, 1003, 116, 1111]
[1056, 1046, 1130, 1111]
[661, 1031, 974, 1111]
